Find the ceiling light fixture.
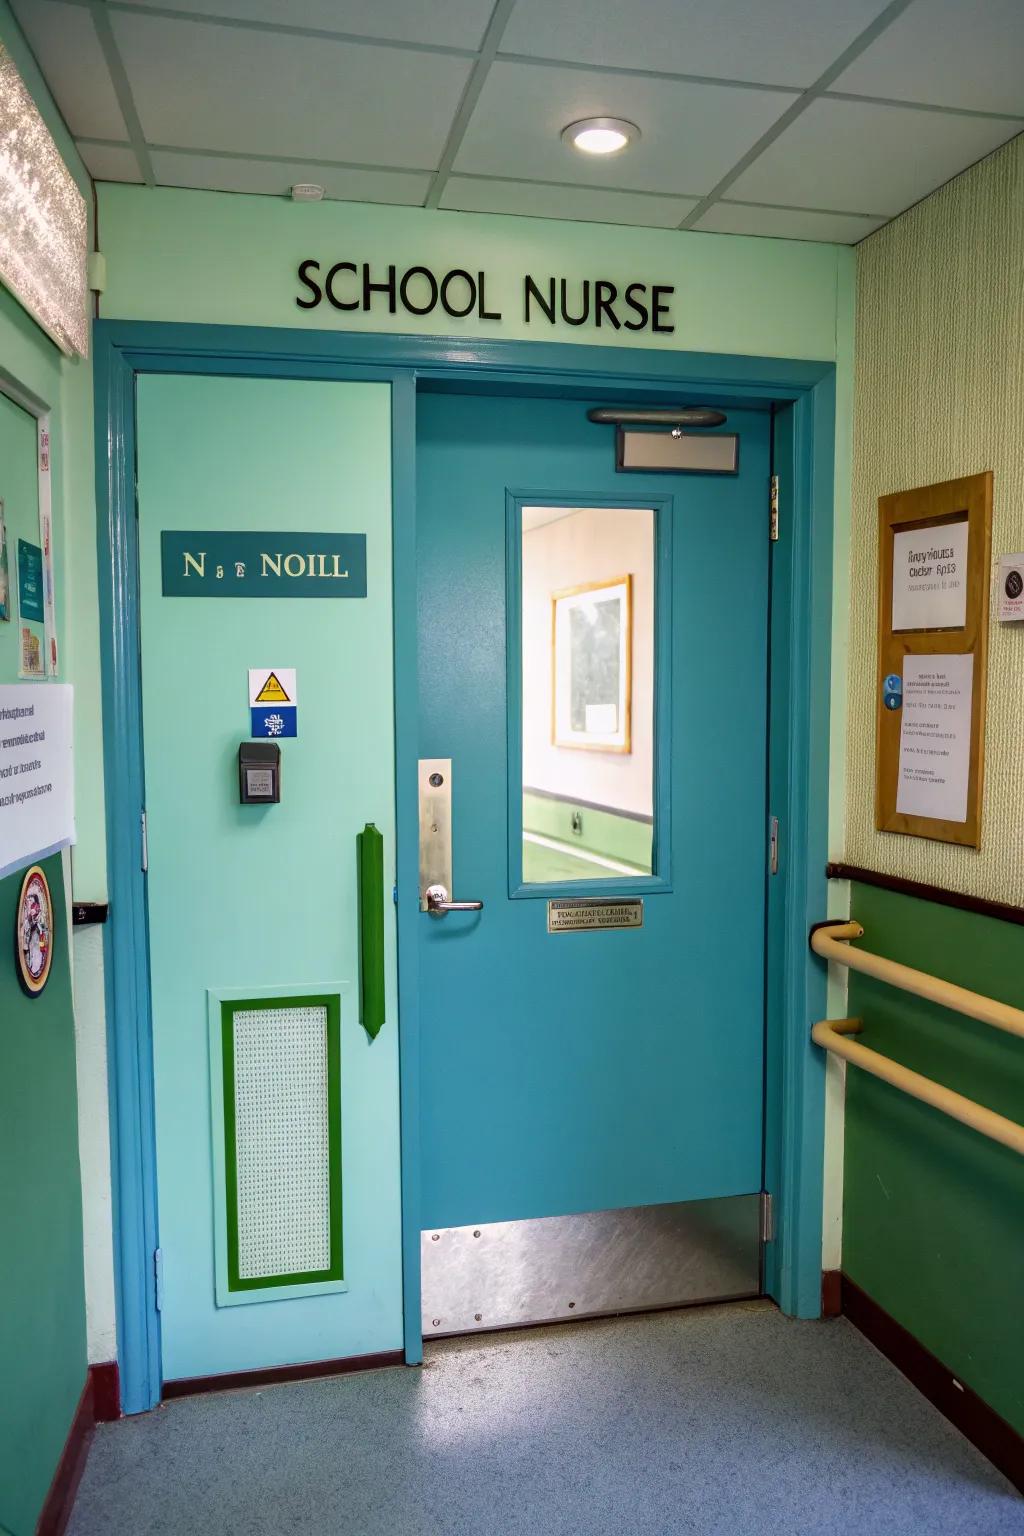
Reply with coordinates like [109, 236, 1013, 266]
[290, 183, 325, 202]
[562, 117, 639, 156]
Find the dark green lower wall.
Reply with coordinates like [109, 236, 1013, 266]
[0, 855, 88, 1536]
[843, 883, 1024, 1435]
[522, 791, 653, 879]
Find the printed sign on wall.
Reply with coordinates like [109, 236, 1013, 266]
[997, 554, 1024, 621]
[161, 531, 367, 598]
[17, 538, 44, 621]
[895, 655, 973, 823]
[0, 500, 9, 622]
[248, 668, 297, 738]
[17, 539, 46, 678]
[0, 683, 75, 880]
[875, 473, 991, 848]
[891, 517, 968, 631]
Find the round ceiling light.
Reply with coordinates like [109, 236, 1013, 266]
[561, 117, 639, 155]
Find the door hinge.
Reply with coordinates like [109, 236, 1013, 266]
[760, 1192, 775, 1243]
[154, 1247, 164, 1311]
[768, 815, 779, 876]
[140, 809, 148, 873]
[769, 474, 779, 542]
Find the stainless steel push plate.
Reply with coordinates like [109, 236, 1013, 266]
[418, 758, 452, 912]
[547, 897, 643, 933]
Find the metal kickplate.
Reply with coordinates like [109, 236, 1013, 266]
[421, 1196, 760, 1337]
[547, 897, 643, 933]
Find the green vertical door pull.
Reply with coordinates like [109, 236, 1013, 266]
[358, 822, 386, 1039]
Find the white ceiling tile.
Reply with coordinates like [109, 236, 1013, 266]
[116, 0, 492, 50]
[833, 0, 1024, 115]
[150, 149, 431, 204]
[441, 177, 695, 228]
[499, 0, 893, 87]
[109, 10, 472, 167]
[452, 60, 797, 195]
[728, 97, 1021, 216]
[695, 201, 886, 244]
[10, 0, 127, 138]
[76, 141, 144, 184]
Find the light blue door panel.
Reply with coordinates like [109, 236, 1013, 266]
[137, 374, 402, 1381]
[417, 393, 769, 1230]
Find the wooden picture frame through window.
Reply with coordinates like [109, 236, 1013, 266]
[875, 471, 992, 847]
[551, 574, 633, 754]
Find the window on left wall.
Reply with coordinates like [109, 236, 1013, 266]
[0, 44, 87, 357]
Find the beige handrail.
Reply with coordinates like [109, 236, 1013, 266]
[810, 921, 1024, 1041]
[811, 1019, 1024, 1157]
[810, 920, 1024, 1156]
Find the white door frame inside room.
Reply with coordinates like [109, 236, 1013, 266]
[94, 322, 836, 1413]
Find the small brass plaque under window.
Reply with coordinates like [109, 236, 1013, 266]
[547, 898, 643, 933]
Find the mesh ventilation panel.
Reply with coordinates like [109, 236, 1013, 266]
[231, 1005, 332, 1281]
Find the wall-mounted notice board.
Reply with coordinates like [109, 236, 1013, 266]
[875, 471, 992, 848]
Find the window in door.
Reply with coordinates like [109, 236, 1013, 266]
[520, 504, 655, 883]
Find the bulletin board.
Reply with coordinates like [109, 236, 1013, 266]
[875, 471, 992, 847]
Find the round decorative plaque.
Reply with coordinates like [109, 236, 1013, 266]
[15, 864, 54, 998]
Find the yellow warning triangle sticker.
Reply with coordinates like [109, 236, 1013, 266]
[254, 671, 290, 704]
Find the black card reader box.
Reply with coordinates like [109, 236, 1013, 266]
[239, 741, 281, 803]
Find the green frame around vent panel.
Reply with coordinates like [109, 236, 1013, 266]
[207, 984, 347, 1307]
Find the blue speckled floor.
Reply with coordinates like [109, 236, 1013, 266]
[68, 1302, 1022, 1535]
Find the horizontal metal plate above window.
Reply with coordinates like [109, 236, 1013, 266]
[617, 427, 739, 475]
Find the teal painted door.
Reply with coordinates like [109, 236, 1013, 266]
[417, 393, 769, 1228]
[137, 374, 401, 1382]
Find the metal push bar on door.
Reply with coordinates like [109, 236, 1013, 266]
[810, 920, 1024, 1157]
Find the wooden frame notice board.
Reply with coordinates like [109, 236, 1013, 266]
[875, 471, 992, 847]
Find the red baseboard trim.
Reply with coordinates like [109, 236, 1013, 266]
[162, 1347, 405, 1400]
[821, 1270, 842, 1318]
[841, 1276, 1024, 1496]
[35, 1377, 94, 1536]
[90, 1362, 121, 1423]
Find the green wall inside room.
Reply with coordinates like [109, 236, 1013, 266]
[842, 881, 1024, 1435]
[0, 856, 86, 1536]
[522, 790, 652, 880]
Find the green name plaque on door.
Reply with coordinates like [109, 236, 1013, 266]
[161, 530, 367, 597]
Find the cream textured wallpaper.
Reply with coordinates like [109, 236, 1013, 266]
[846, 133, 1024, 904]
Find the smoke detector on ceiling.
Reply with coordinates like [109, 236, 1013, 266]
[290, 183, 325, 202]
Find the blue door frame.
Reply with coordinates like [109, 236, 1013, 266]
[94, 320, 835, 1413]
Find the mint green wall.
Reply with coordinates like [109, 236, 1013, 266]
[843, 883, 1024, 1434]
[136, 374, 402, 1379]
[0, 9, 94, 1530]
[98, 184, 849, 360]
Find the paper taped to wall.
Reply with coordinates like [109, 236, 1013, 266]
[0, 683, 75, 879]
[895, 654, 973, 823]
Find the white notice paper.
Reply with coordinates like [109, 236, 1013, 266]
[892, 518, 968, 632]
[896, 654, 973, 823]
[0, 683, 75, 879]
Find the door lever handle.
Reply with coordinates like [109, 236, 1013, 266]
[425, 883, 484, 918]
